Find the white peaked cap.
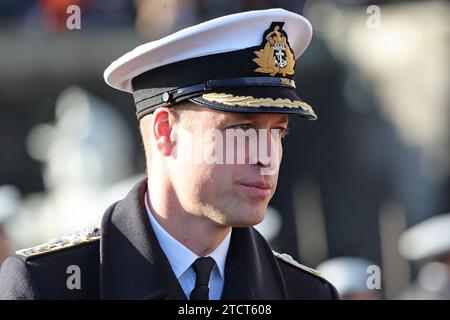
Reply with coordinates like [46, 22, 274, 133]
[399, 213, 450, 261]
[104, 8, 312, 93]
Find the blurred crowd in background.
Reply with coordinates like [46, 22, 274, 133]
[0, 0, 449, 299]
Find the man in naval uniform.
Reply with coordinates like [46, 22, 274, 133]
[0, 9, 339, 300]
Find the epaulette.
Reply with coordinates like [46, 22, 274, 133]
[273, 250, 325, 280]
[15, 226, 101, 259]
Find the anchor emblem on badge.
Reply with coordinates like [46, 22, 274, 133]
[274, 46, 288, 69]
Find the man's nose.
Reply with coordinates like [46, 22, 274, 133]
[250, 128, 279, 167]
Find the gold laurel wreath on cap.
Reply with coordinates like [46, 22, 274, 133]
[202, 93, 314, 113]
[253, 25, 295, 77]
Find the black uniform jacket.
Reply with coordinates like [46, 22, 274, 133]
[0, 179, 339, 300]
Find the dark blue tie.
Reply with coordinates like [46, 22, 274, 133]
[189, 257, 215, 300]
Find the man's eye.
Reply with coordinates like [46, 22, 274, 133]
[273, 127, 290, 138]
[231, 124, 252, 131]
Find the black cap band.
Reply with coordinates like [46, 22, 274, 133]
[134, 76, 296, 119]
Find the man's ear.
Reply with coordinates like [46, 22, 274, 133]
[152, 108, 177, 157]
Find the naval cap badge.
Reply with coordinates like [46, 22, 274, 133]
[253, 22, 296, 77]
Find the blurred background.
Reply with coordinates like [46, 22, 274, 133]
[0, 0, 449, 300]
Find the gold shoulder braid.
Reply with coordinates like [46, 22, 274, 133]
[272, 250, 324, 279]
[16, 226, 101, 259]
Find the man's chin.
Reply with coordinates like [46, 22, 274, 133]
[225, 208, 267, 227]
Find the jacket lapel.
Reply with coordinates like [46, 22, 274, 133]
[221, 227, 288, 300]
[99, 179, 186, 300]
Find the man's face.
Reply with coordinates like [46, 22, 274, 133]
[167, 105, 289, 227]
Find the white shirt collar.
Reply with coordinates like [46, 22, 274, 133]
[144, 191, 231, 279]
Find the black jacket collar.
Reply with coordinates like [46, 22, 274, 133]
[99, 179, 288, 299]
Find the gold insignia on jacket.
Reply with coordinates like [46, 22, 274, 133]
[15, 226, 101, 258]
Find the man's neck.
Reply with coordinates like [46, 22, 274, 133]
[146, 180, 231, 257]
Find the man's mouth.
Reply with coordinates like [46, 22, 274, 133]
[238, 181, 273, 199]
